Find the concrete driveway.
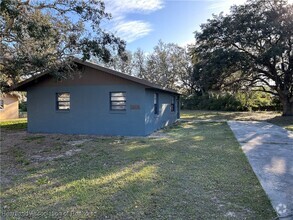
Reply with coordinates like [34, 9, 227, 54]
[228, 121, 293, 218]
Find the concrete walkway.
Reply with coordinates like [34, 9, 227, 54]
[228, 121, 293, 218]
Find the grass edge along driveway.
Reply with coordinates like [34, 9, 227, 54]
[0, 120, 276, 219]
[181, 110, 293, 131]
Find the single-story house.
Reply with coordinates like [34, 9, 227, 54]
[0, 93, 19, 120]
[13, 59, 180, 136]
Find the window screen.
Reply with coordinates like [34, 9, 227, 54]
[56, 93, 70, 110]
[171, 96, 175, 112]
[154, 93, 159, 115]
[0, 100, 3, 110]
[110, 92, 126, 111]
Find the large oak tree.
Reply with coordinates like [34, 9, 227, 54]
[0, 0, 126, 90]
[192, 0, 293, 116]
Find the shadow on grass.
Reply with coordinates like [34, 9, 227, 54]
[1, 122, 276, 219]
[267, 116, 293, 131]
[181, 110, 282, 121]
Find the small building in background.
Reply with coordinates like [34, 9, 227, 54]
[13, 59, 180, 136]
[0, 93, 19, 120]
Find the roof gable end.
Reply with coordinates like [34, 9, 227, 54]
[12, 59, 180, 95]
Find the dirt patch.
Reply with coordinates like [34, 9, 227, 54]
[31, 148, 81, 162]
[68, 139, 92, 146]
[225, 211, 236, 217]
[0, 129, 95, 187]
[148, 130, 169, 138]
[0, 127, 166, 188]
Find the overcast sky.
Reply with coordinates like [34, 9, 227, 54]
[102, 0, 292, 52]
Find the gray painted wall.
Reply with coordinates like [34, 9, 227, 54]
[26, 69, 180, 136]
[144, 89, 179, 135]
[27, 84, 147, 136]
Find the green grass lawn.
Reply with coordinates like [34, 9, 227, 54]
[181, 110, 293, 131]
[0, 118, 27, 130]
[0, 120, 276, 219]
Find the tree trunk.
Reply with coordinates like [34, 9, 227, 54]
[281, 98, 293, 116]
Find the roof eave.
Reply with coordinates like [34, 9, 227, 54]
[74, 59, 180, 95]
[11, 72, 49, 91]
[11, 58, 180, 95]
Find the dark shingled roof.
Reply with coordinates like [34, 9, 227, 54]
[12, 58, 180, 94]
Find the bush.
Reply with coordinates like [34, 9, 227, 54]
[19, 101, 27, 112]
[181, 91, 280, 111]
[182, 93, 246, 111]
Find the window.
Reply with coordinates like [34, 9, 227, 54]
[56, 93, 70, 110]
[0, 100, 3, 110]
[154, 93, 159, 115]
[171, 96, 175, 112]
[110, 92, 126, 111]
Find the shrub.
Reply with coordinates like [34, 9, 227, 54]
[19, 101, 27, 112]
[181, 91, 280, 111]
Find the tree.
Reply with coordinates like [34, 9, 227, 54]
[96, 40, 194, 94]
[0, 0, 126, 90]
[146, 41, 179, 90]
[176, 46, 198, 95]
[192, 0, 293, 116]
[95, 51, 133, 75]
[133, 48, 147, 78]
[136, 40, 194, 92]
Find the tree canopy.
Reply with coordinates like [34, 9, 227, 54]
[0, 0, 126, 89]
[98, 41, 195, 94]
[143, 41, 193, 91]
[94, 40, 197, 94]
[192, 0, 293, 115]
